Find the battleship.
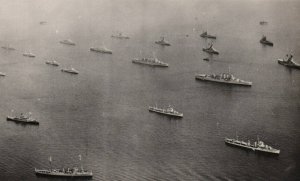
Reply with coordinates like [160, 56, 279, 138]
[202, 43, 219, 55]
[155, 37, 171, 46]
[195, 73, 252, 86]
[90, 47, 112, 54]
[60, 39, 76, 46]
[1, 45, 16, 51]
[149, 105, 183, 118]
[61, 67, 79, 74]
[260, 36, 273, 46]
[200, 31, 217, 39]
[278, 54, 300, 69]
[35, 155, 93, 178]
[7, 112, 39, 125]
[23, 52, 36, 58]
[45, 60, 59, 66]
[111, 33, 130, 39]
[225, 135, 280, 155]
[132, 57, 168, 67]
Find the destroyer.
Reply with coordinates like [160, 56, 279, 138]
[23, 52, 36, 58]
[45, 60, 59, 66]
[200, 31, 216, 39]
[278, 54, 300, 69]
[149, 105, 183, 118]
[35, 155, 93, 178]
[202, 43, 219, 55]
[225, 135, 280, 155]
[132, 57, 168, 67]
[111, 33, 130, 39]
[7, 112, 39, 125]
[195, 73, 252, 86]
[260, 35, 273, 46]
[60, 39, 76, 46]
[155, 37, 171, 46]
[90, 47, 112, 54]
[61, 67, 79, 74]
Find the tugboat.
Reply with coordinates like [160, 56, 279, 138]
[60, 39, 76, 46]
[111, 33, 130, 39]
[23, 52, 36, 58]
[35, 155, 93, 178]
[260, 35, 273, 46]
[1, 45, 15, 51]
[7, 112, 39, 125]
[225, 135, 280, 155]
[195, 73, 252, 86]
[200, 31, 217, 39]
[45, 60, 59, 66]
[155, 37, 171, 46]
[90, 47, 112, 54]
[202, 43, 219, 55]
[61, 67, 79, 74]
[278, 54, 300, 69]
[149, 105, 183, 118]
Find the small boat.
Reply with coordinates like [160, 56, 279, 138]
[260, 36, 273, 46]
[7, 112, 39, 125]
[155, 37, 171, 46]
[39, 21, 47, 25]
[111, 33, 130, 39]
[90, 47, 112, 54]
[195, 73, 252, 86]
[202, 43, 219, 55]
[1, 45, 16, 51]
[225, 135, 280, 155]
[61, 67, 79, 74]
[0, 72, 6, 76]
[149, 105, 183, 118]
[278, 54, 300, 69]
[60, 39, 76, 46]
[23, 52, 36, 58]
[35, 155, 93, 178]
[259, 21, 268, 25]
[203, 57, 209, 61]
[45, 60, 59, 66]
[200, 31, 217, 39]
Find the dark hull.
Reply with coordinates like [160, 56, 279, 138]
[260, 40, 273, 46]
[7, 117, 39, 125]
[195, 77, 252, 86]
[202, 49, 219, 55]
[35, 172, 93, 179]
[200, 35, 216, 39]
[90, 49, 112, 54]
[155, 42, 171, 46]
[148, 109, 183, 118]
[278, 61, 300, 69]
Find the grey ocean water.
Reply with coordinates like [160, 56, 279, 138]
[0, 0, 300, 180]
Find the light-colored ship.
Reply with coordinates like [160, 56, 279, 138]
[23, 52, 36, 58]
[202, 43, 219, 55]
[61, 67, 79, 74]
[60, 39, 76, 46]
[111, 33, 130, 39]
[225, 135, 280, 155]
[195, 73, 252, 86]
[260, 35, 273, 46]
[155, 37, 171, 46]
[35, 155, 93, 178]
[132, 57, 168, 67]
[278, 54, 300, 69]
[45, 60, 59, 66]
[200, 31, 217, 39]
[149, 105, 183, 118]
[7, 112, 39, 125]
[90, 47, 112, 54]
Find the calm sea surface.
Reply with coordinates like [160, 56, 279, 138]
[0, 0, 299, 180]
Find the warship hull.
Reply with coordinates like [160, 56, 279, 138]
[132, 60, 168, 67]
[148, 107, 183, 118]
[6, 116, 39, 125]
[155, 42, 171, 46]
[90, 48, 112, 54]
[202, 48, 219, 55]
[260, 40, 273, 46]
[278, 59, 300, 69]
[195, 75, 252, 86]
[35, 170, 92, 178]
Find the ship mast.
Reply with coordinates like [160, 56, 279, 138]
[49, 156, 52, 171]
[79, 154, 83, 171]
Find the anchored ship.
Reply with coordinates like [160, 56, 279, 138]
[278, 54, 300, 69]
[149, 105, 183, 118]
[259, 21, 268, 25]
[2, 45, 15, 51]
[23, 52, 36, 58]
[61, 67, 79, 74]
[225, 135, 280, 155]
[200, 31, 217, 39]
[155, 37, 171, 46]
[0, 72, 6, 76]
[260, 36, 273, 46]
[90, 47, 112, 54]
[60, 39, 76, 46]
[45, 60, 59, 66]
[35, 155, 93, 178]
[195, 73, 252, 86]
[111, 33, 130, 39]
[202, 43, 219, 55]
[132, 57, 168, 67]
[7, 112, 39, 125]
